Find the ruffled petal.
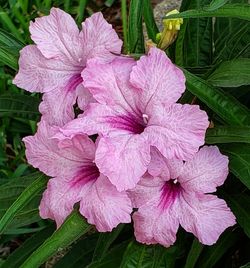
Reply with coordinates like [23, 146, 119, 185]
[178, 192, 236, 245]
[179, 146, 229, 193]
[130, 47, 185, 108]
[95, 135, 151, 191]
[39, 177, 81, 227]
[81, 57, 138, 115]
[145, 103, 209, 161]
[79, 174, 132, 232]
[13, 45, 80, 93]
[23, 120, 95, 177]
[39, 87, 77, 127]
[79, 12, 122, 64]
[29, 7, 81, 63]
[133, 199, 179, 247]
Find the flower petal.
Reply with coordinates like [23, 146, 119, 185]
[79, 12, 122, 64]
[133, 200, 179, 247]
[39, 177, 80, 227]
[179, 146, 229, 193]
[13, 45, 80, 93]
[79, 174, 132, 232]
[81, 57, 138, 115]
[95, 135, 151, 191]
[29, 8, 81, 63]
[77, 84, 96, 111]
[178, 192, 236, 245]
[145, 103, 209, 161]
[23, 120, 95, 177]
[130, 47, 185, 108]
[39, 87, 77, 127]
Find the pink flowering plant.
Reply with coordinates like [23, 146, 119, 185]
[0, 0, 250, 267]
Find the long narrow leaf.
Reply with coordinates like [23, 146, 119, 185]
[20, 210, 91, 268]
[0, 173, 47, 234]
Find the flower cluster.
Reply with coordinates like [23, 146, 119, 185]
[14, 8, 236, 247]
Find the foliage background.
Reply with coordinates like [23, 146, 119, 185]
[0, 0, 249, 267]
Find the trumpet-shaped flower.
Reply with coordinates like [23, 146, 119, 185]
[129, 146, 236, 247]
[13, 8, 122, 126]
[57, 47, 209, 191]
[23, 120, 132, 231]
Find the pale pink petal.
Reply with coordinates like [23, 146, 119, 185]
[79, 174, 132, 232]
[29, 8, 81, 63]
[95, 135, 151, 191]
[178, 192, 236, 245]
[179, 146, 229, 193]
[39, 87, 77, 127]
[127, 173, 164, 208]
[79, 12, 122, 64]
[13, 45, 80, 93]
[39, 177, 80, 227]
[81, 57, 138, 114]
[23, 120, 95, 177]
[130, 47, 185, 108]
[56, 103, 144, 139]
[76, 84, 96, 111]
[133, 200, 179, 247]
[148, 147, 183, 179]
[144, 103, 209, 161]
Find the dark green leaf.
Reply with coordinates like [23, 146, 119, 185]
[20, 210, 91, 268]
[0, 93, 40, 121]
[184, 70, 250, 126]
[204, 0, 229, 11]
[128, 0, 145, 54]
[87, 240, 130, 268]
[220, 144, 250, 189]
[197, 229, 241, 268]
[54, 234, 98, 268]
[205, 126, 250, 144]
[0, 29, 24, 70]
[207, 59, 250, 87]
[224, 193, 250, 238]
[184, 238, 204, 268]
[0, 173, 47, 234]
[164, 4, 250, 21]
[1, 224, 55, 268]
[143, 0, 159, 42]
[92, 224, 124, 261]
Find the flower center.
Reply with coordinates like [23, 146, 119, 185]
[70, 164, 100, 188]
[105, 113, 146, 134]
[158, 179, 182, 211]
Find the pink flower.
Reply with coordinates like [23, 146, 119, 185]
[58, 47, 209, 191]
[129, 146, 236, 247]
[23, 120, 132, 231]
[13, 8, 122, 126]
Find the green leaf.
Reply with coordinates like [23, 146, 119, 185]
[0, 173, 47, 234]
[241, 263, 250, 268]
[128, 0, 145, 54]
[143, 0, 159, 42]
[205, 126, 250, 144]
[1, 224, 55, 268]
[184, 70, 250, 126]
[120, 241, 174, 268]
[87, 240, 130, 268]
[0, 29, 24, 70]
[92, 224, 124, 261]
[184, 238, 204, 268]
[164, 4, 250, 21]
[223, 193, 250, 238]
[54, 234, 98, 268]
[207, 59, 250, 87]
[204, 0, 229, 11]
[20, 210, 91, 268]
[197, 229, 241, 268]
[220, 143, 250, 189]
[0, 93, 40, 121]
